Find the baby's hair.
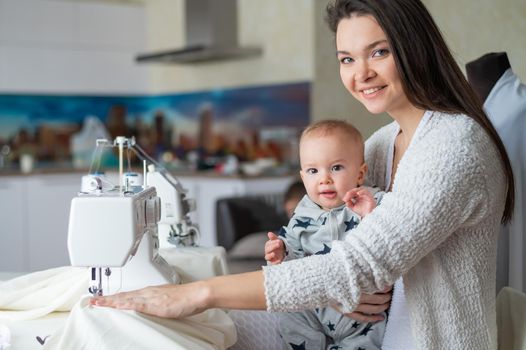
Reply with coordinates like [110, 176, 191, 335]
[301, 119, 364, 161]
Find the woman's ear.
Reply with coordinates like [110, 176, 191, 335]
[357, 162, 368, 186]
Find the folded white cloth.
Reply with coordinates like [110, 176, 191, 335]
[0, 267, 87, 322]
[43, 297, 236, 350]
[160, 246, 229, 282]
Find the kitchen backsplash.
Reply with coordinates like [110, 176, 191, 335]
[0, 82, 309, 174]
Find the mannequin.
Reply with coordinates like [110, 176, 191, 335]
[465, 52, 511, 102]
[468, 51, 526, 294]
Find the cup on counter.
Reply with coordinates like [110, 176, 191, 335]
[20, 154, 34, 174]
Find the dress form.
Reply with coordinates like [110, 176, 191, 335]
[466, 52, 511, 102]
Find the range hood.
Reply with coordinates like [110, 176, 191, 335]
[136, 0, 262, 64]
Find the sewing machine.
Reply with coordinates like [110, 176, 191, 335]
[67, 136, 200, 296]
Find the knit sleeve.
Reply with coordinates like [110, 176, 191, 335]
[264, 126, 490, 313]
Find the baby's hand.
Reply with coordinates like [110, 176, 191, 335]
[264, 232, 285, 265]
[343, 187, 377, 218]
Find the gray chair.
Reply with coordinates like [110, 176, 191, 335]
[215, 194, 288, 273]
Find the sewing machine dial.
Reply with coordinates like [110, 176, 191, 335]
[145, 196, 161, 227]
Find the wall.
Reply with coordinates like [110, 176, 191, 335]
[311, 0, 526, 139]
[142, 0, 314, 93]
[423, 0, 526, 80]
[0, 0, 149, 94]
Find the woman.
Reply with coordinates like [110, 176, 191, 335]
[93, 0, 514, 348]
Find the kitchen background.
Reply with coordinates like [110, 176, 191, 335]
[0, 82, 309, 172]
[0, 0, 524, 289]
[0, 0, 524, 174]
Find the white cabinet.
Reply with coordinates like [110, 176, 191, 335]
[0, 0, 148, 94]
[0, 176, 27, 272]
[0, 172, 295, 272]
[25, 174, 80, 271]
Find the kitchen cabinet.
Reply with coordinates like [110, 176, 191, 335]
[25, 174, 80, 271]
[0, 176, 27, 272]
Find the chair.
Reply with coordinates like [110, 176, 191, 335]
[497, 286, 526, 349]
[215, 194, 288, 273]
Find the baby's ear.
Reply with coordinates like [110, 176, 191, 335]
[357, 162, 368, 185]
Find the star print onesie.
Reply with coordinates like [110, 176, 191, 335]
[276, 195, 385, 350]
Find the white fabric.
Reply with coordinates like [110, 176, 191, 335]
[3, 312, 69, 350]
[264, 111, 506, 349]
[42, 297, 236, 350]
[0, 247, 236, 349]
[0, 266, 87, 321]
[484, 68, 526, 293]
[0, 324, 10, 350]
[160, 246, 229, 282]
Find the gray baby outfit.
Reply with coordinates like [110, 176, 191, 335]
[277, 195, 385, 350]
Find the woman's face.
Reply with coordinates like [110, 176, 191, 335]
[336, 14, 413, 118]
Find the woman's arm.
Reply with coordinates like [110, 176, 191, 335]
[91, 271, 266, 317]
[91, 270, 391, 321]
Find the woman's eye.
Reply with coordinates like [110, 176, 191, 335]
[306, 168, 318, 175]
[372, 48, 389, 57]
[332, 165, 344, 172]
[339, 57, 354, 64]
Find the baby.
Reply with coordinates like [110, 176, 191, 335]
[265, 120, 385, 350]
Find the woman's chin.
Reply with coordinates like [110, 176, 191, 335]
[364, 105, 387, 115]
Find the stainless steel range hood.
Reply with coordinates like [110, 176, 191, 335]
[136, 0, 262, 64]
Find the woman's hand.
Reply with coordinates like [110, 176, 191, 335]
[334, 286, 392, 323]
[90, 281, 210, 319]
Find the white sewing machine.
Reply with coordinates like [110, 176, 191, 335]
[67, 136, 200, 296]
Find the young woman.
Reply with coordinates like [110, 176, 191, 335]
[92, 1, 514, 348]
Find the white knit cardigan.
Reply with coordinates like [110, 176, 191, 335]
[263, 111, 507, 349]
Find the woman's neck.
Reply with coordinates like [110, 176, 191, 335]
[390, 106, 426, 145]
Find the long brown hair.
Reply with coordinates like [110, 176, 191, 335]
[326, 0, 514, 223]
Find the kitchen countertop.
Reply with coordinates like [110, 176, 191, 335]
[0, 166, 296, 179]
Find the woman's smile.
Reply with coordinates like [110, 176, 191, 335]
[361, 85, 387, 98]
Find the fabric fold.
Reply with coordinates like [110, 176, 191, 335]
[43, 297, 236, 350]
[0, 267, 88, 321]
[1, 267, 237, 349]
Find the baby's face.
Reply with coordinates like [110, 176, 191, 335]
[299, 131, 365, 210]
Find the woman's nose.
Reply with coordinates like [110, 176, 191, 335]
[354, 60, 375, 82]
